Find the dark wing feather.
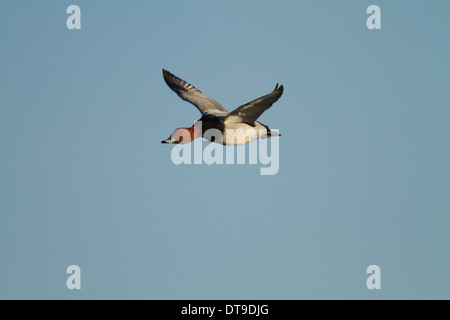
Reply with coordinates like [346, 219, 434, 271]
[223, 85, 284, 124]
[162, 69, 228, 116]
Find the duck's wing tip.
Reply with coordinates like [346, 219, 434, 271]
[162, 69, 229, 116]
[223, 82, 284, 124]
[162, 69, 176, 84]
[274, 83, 284, 93]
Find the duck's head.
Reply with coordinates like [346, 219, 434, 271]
[161, 126, 198, 144]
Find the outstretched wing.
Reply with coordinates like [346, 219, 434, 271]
[223, 84, 284, 124]
[162, 69, 229, 117]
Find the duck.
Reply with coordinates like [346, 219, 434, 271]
[161, 69, 283, 145]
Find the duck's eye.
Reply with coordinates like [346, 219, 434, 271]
[178, 136, 183, 143]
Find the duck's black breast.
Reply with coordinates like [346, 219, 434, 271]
[198, 115, 225, 136]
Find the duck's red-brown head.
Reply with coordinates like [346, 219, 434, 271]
[161, 125, 201, 144]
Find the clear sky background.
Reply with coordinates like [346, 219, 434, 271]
[0, 1, 449, 299]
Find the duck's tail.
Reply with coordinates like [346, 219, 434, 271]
[268, 131, 281, 137]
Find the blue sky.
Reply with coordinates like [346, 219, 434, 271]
[0, 0, 449, 299]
